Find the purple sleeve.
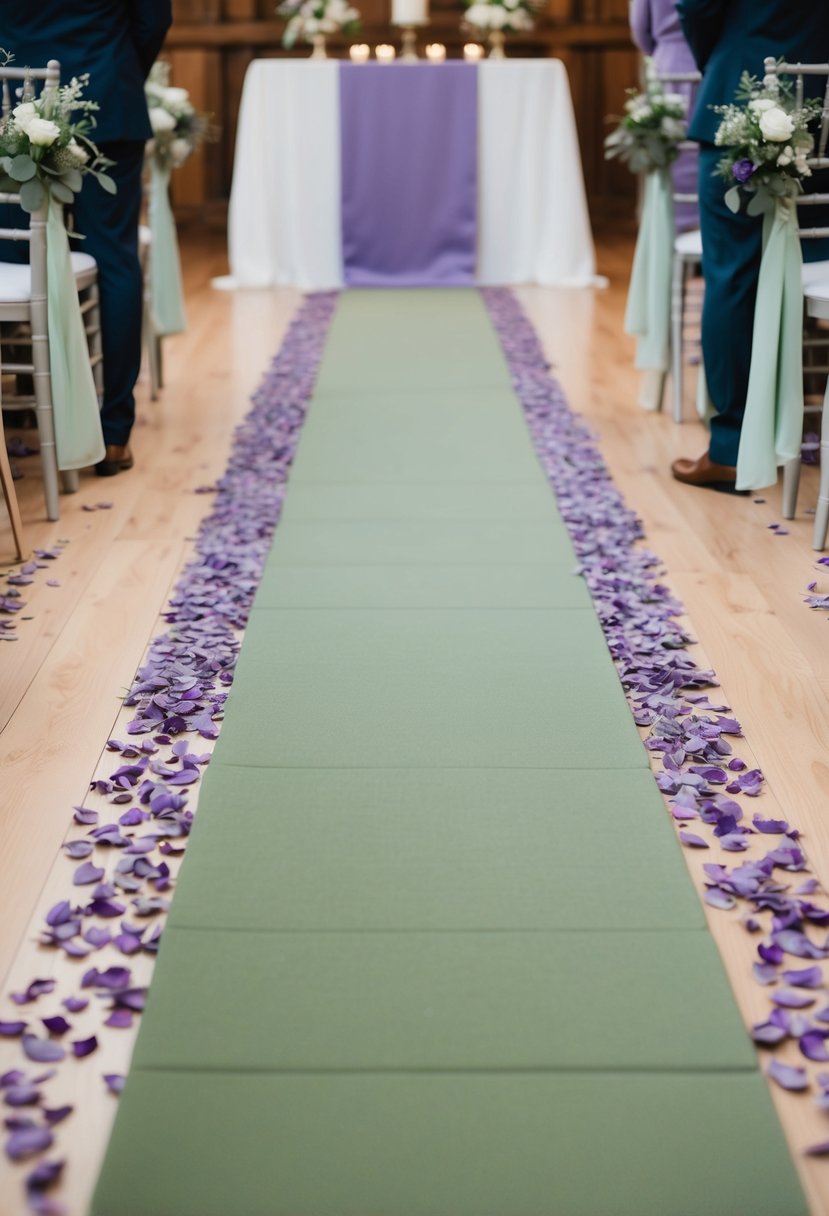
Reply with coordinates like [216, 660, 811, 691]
[629, 0, 656, 55]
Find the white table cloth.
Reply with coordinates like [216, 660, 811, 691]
[227, 58, 599, 290]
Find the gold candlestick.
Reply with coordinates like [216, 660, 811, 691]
[399, 24, 418, 61]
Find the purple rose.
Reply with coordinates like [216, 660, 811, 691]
[733, 159, 757, 184]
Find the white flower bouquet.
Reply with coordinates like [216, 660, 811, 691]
[714, 68, 821, 215]
[0, 73, 114, 212]
[604, 59, 688, 174]
[277, 0, 361, 49]
[463, 0, 536, 34]
[145, 61, 212, 172]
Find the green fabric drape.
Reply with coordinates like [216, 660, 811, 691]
[736, 200, 804, 491]
[46, 201, 105, 470]
[149, 162, 187, 337]
[624, 168, 675, 411]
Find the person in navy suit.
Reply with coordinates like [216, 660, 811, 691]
[672, 0, 829, 489]
[0, 1, 172, 475]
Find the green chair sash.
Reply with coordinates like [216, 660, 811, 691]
[736, 199, 804, 491]
[46, 201, 105, 471]
[149, 162, 187, 337]
[624, 168, 674, 410]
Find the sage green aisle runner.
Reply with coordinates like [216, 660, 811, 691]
[93, 291, 805, 1215]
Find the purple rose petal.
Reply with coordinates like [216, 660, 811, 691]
[800, 1029, 829, 1062]
[782, 966, 823, 989]
[767, 1058, 809, 1091]
[21, 1037, 65, 1064]
[40, 1017, 70, 1037]
[0, 1021, 27, 1037]
[679, 831, 709, 849]
[73, 861, 105, 886]
[103, 1073, 125, 1095]
[71, 1036, 98, 1059]
[5, 1124, 53, 1160]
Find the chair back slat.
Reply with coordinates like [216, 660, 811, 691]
[654, 68, 702, 208]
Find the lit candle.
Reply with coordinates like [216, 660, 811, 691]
[425, 43, 446, 62]
[375, 44, 397, 62]
[349, 43, 370, 62]
[463, 43, 484, 62]
[391, 0, 428, 24]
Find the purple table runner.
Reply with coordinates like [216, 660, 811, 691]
[339, 62, 478, 287]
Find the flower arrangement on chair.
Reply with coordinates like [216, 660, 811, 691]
[713, 69, 820, 216]
[0, 73, 114, 211]
[143, 62, 214, 339]
[462, 0, 537, 58]
[604, 60, 690, 412]
[713, 66, 824, 493]
[144, 61, 212, 172]
[277, 0, 362, 58]
[604, 61, 688, 174]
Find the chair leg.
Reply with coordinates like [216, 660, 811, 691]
[782, 457, 801, 521]
[145, 299, 160, 401]
[31, 331, 60, 522]
[87, 280, 104, 399]
[0, 425, 27, 561]
[813, 386, 829, 550]
[671, 253, 686, 423]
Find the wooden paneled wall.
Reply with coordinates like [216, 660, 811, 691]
[165, 0, 639, 229]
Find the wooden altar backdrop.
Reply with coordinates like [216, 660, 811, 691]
[164, 0, 638, 230]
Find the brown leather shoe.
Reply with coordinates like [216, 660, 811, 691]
[671, 451, 739, 490]
[95, 444, 134, 477]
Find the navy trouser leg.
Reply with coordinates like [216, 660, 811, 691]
[698, 143, 763, 467]
[71, 140, 144, 447]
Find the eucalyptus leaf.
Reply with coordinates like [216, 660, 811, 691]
[724, 185, 742, 214]
[95, 172, 117, 195]
[19, 176, 45, 213]
[8, 154, 36, 183]
[746, 190, 772, 217]
[49, 179, 74, 204]
[63, 167, 82, 192]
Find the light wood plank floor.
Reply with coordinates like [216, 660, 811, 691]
[2, 230, 829, 1213]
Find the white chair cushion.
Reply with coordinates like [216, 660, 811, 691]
[802, 260, 829, 292]
[674, 228, 702, 258]
[0, 251, 97, 303]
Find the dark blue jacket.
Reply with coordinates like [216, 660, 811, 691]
[678, 0, 829, 143]
[0, 0, 172, 143]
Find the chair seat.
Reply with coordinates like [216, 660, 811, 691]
[0, 252, 97, 303]
[674, 229, 702, 259]
[803, 260, 829, 319]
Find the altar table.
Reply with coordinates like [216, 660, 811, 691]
[227, 59, 599, 289]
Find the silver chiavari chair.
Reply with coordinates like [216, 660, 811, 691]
[0, 59, 103, 520]
[762, 58, 829, 544]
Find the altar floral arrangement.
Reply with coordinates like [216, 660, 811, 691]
[463, 0, 536, 34]
[714, 69, 821, 215]
[145, 62, 212, 171]
[604, 60, 688, 174]
[277, 0, 362, 49]
[0, 72, 114, 212]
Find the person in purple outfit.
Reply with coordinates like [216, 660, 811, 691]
[629, 0, 699, 231]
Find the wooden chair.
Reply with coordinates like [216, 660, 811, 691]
[0, 404, 26, 561]
[0, 59, 103, 521]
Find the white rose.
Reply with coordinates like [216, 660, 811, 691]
[503, 0, 520, 9]
[66, 139, 89, 164]
[489, 6, 508, 29]
[304, 15, 319, 32]
[170, 137, 191, 166]
[163, 86, 190, 111]
[465, 4, 489, 25]
[759, 106, 795, 142]
[27, 117, 61, 147]
[149, 106, 177, 133]
[749, 98, 775, 114]
[12, 102, 37, 133]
